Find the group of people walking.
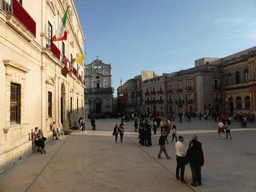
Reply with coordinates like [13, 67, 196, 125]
[78, 117, 96, 132]
[113, 123, 125, 144]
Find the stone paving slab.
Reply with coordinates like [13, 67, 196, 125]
[0, 117, 255, 192]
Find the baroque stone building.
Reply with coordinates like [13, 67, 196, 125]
[84, 59, 113, 116]
[0, 0, 85, 173]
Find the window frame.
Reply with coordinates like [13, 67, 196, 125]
[235, 71, 240, 84]
[10, 83, 21, 124]
[47, 21, 52, 47]
[48, 91, 52, 117]
[244, 69, 249, 83]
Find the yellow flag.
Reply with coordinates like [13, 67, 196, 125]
[75, 54, 85, 65]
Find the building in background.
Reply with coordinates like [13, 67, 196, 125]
[84, 58, 114, 117]
[211, 47, 256, 115]
[142, 74, 168, 116]
[165, 59, 222, 116]
[118, 47, 256, 117]
[117, 70, 157, 115]
[0, 0, 85, 173]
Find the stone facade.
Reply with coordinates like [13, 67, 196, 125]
[212, 47, 256, 115]
[118, 47, 256, 117]
[84, 59, 113, 116]
[143, 75, 167, 115]
[117, 71, 154, 115]
[0, 0, 85, 173]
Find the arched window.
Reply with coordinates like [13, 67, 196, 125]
[245, 96, 250, 109]
[235, 71, 240, 84]
[244, 69, 249, 83]
[236, 96, 242, 110]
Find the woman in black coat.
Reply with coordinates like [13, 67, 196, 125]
[186, 139, 204, 187]
[113, 124, 120, 144]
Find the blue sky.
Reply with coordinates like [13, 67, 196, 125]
[74, 0, 256, 96]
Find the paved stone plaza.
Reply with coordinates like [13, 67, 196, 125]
[0, 117, 256, 192]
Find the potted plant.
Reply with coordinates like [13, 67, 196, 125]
[63, 125, 72, 135]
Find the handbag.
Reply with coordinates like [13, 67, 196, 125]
[112, 132, 116, 136]
[43, 137, 47, 141]
[185, 167, 192, 182]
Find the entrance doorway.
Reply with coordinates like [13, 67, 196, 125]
[61, 97, 64, 124]
[61, 83, 65, 125]
[96, 103, 101, 113]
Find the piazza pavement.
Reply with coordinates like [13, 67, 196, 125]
[0, 116, 256, 192]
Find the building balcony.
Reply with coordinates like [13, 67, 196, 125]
[213, 85, 222, 90]
[151, 91, 156, 95]
[151, 100, 156, 104]
[175, 100, 184, 104]
[214, 98, 222, 102]
[73, 67, 77, 76]
[2, 0, 36, 41]
[84, 88, 114, 95]
[145, 101, 150, 104]
[168, 90, 173, 93]
[187, 99, 194, 104]
[186, 87, 194, 91]
[51, 43, 61, 60]
[145, 92, 150, 95]
[157, 100, 164, 104]
[168, 100, 173, 104]
[176, 88, 183, 92]
[157, 90, 163, 94]
[65, 56, 71, 73]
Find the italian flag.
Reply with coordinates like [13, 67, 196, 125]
[52, 8, 68, 41]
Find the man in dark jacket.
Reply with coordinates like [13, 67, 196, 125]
[186, 139, 204, 187]
[157, 130, 170, 159]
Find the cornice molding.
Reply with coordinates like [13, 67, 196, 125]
[3, 60, 30, 73]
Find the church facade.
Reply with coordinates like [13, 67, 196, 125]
[84, 59, 113, 117]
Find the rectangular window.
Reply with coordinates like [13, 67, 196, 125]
[48, 92, 52, 117]
[77, 98, 79, 111]
[71, 53, 73, 71]
[62, 42, 65, 57]
[214, 80, 218, 89]
[10, 83, 21, 124]
[70, 97, 72, 113]
[47, 22, 52, 47]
